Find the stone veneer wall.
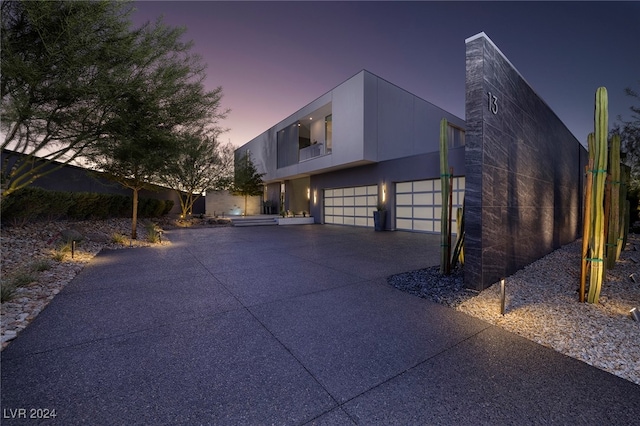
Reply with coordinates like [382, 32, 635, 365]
[464, 33, 588, 291]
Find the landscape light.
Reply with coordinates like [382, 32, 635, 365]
[630, 308, 639, 322]
[500, 278, 506, 315]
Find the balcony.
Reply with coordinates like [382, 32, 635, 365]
[299, 143, 325, 162]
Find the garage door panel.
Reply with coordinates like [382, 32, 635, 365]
[324, 185, 377, 228]
[413, 220, 432, 232]
[395, 177, 465, 233]
[413, 207, 430, 219]
[397, 206, 412, 217]
[397, 194, 412, 205]
[397, 219, 412, 229]
[396, 182, 412, 193]
[413, 193, 432, 205]
[414, 180, 432, 192]
[354, 207, 367, 216]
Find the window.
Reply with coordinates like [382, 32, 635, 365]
[325, 114, 332, 154]
[447, 124, 465, 148]
[277, 104, 332, 167]
[277, 123, 298, 168]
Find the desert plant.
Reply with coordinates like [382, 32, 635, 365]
[51, 242, 71, 262]
[10, 271, 36, 288]
[31, 259, 52, 272]
[587, 87, 609, 304]
[145, 222, 161, 243]
[452, 205, 465, 268]
[1, 281, 17, 303]
[580, 135, 595, 302]
[439, 118, 451, 275]
[606, 133, 621, 269]
[110, 233, 128, 245]
[51, 251, 66, 262]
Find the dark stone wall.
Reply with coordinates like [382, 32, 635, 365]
[464, 33, 587, 291]
[1, 150, 204, 215]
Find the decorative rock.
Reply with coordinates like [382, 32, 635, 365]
[1, 330, 17, 343]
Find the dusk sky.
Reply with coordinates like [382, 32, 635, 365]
[132, 1, 639, 149]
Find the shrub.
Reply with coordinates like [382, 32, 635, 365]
[1, 281, 17, 303]
[162, 200, 175, 215]
[51, 242, 72, 261]
[11, 271, 36, 287]
[0, 188, 174, 223]
[31, 259, 52, 272]
[110, 233, 127, 245]
[145, 222, 161, 243]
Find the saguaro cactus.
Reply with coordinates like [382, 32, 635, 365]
[579, 134, 595, 302]
[619, 165, 631, 253]
[587, 87, 609, 304]
[606, 133, 621, 269]
[439, 118, 451, 275]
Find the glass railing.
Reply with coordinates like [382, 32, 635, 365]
[299, 143, 325, 162]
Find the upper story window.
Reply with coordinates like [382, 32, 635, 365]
[277, 103, 332, 168]
[447, 123, 465, 148]
[325, 114, 332, 154]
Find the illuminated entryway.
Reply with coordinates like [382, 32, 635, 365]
[323, 185, 378, 227]
[395, 178, 465, 233]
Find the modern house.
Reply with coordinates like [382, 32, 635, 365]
[236, 70, 466, 233]
[236, 33, 587, 292]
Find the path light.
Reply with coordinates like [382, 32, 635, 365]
[630, 308, 640, 322]
[500, 278, 506, 316]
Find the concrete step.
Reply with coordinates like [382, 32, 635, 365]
[231, 216, 278, 227]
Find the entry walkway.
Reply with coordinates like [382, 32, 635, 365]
[2, 225, 639, 424]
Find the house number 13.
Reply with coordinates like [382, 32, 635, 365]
[487, 92, 498, 114]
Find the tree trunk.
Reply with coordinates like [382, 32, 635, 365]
[131, 188, 139, 240]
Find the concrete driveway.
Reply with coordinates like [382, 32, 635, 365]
[2, 224, 639, 424]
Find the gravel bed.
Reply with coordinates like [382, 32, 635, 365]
[389, 233, 640, 386]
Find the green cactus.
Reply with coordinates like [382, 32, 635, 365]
[587, 87, 609, 304]
[579, 133, 595, 302]
[606, 133, 620, 269]
[439, 118, 451, 275]
[452, 205, 465, 268]
[619, 165, 631, 255]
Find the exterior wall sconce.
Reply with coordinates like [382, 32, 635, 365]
[307, 187, 310, 200]
[382, 184, 386, 203]
[313, 190, 317, 204]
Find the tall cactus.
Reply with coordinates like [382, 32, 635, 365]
[606, 133, 621, 268]
[579, 133, 595, 302]
[587, 87, 609, 304]
[619, 165, 631, 254]
[439, 118, 451, 275]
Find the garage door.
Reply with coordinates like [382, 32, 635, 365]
[395, 178, 465, 233]
[324, 185, 378, 227]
